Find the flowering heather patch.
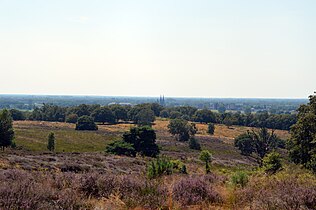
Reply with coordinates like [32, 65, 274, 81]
[0, 169, 84, 210]
[234, 176, 316, 210]
[172, 175, 222, 206]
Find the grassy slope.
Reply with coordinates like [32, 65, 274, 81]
[12, 119, 290, 174]
[14, 120, 290, 153]
[14, 121, 121, 152]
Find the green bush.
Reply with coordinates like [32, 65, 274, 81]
[200, 150, 212, 174]
[147, 158, 187, 179]
[231, 171, 248, 188]
[207, 123, 215, 135]
[262, 152, 282, 174]
[147, 157, 173, 179]
[189, 137, 201, 150]
[105, 140, 136, 157]
[171, 160, 187, 174]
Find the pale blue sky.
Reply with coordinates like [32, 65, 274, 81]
[0, 0, 315, 98]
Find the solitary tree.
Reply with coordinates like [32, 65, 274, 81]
[75, 115, 98, 130]
[235, 128, 279, 165]
[123, 126, 159, 157]
[0, 109, 14, 150]
[200, 150, 212, 174]
[47, 132, 55, 152]
[107, 126, 159, 157]
[168, 119, 197, 141]
[207, 123, 215, 135]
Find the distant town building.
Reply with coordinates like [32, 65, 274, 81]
[157, 95, 165, 106]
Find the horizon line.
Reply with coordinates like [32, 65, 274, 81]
[0, 93, 308, 100]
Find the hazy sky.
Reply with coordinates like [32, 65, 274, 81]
[0, 0, 315, 98]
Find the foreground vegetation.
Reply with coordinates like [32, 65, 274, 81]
[0, 94, 315, 209]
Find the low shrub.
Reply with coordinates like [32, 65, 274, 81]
[231, 171, 248, 188]
[262, 152, 282, 174]
[147, 157, 173, 179]
[117, 175, 168, 209]
[0, 170, 84, 210]
[171, 159, 187, 174]
[147, 157, 188, 179]
[189, 137, 201, 150]
[79, 173, 116, 198]
[234, 175, 316, 209]
[172, 176, 222, 206]
[60, 163, 90, 173]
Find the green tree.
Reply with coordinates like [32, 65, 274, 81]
[136, 108, 155, 126]
[235, 128, 279, 165]
[207, 123, 215, 135]
[9, 109, 25, 121]
[0, 109, 14, 150]
[105, 140, 136, 157]
[128, 105, 156, 125]
[159, 109, 170, 118]
[123, 126, 159, 157]
[234, 133, 254, 156]
[252, 128, 279, 165]
[262, 151, 282, 174]
[169, 111, 182, 119]
[194, 109, 216, 123]
[109, 105, 128, 122]
[91, 107, 116, 124]
[150, 103, 163, 117]
[65, 114, 78, 123]
[47, 132, 55, 152]
[168, 119, 197, 141]
[288, 93, 316, 171]
[75, 115, 98, 130]
[199, 150, 212, 174]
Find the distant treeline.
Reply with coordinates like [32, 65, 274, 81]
[8, 103, 297, 130]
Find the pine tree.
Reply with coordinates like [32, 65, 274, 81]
[47, 132, 55, 152]
[0, 109, 14, 150]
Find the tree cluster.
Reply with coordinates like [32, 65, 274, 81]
[234, 128, 282, 164]
[0, 110, 14, 149]
[288, 93, 316, 172]
[106, 126, 159, 157]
